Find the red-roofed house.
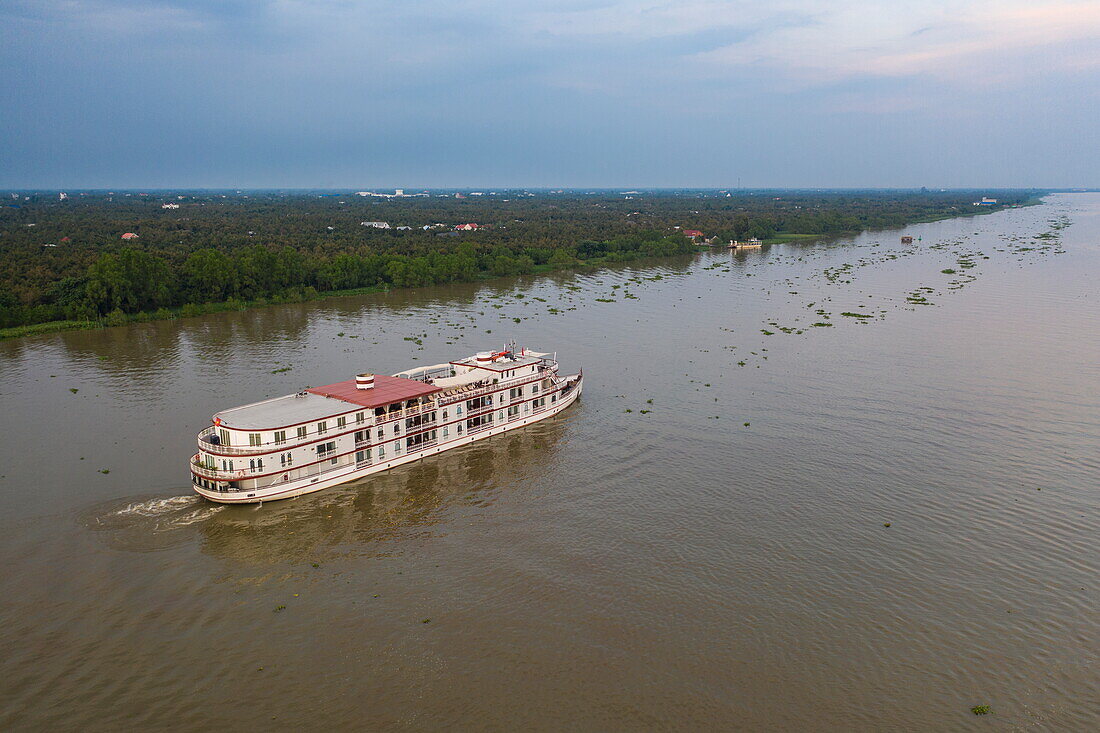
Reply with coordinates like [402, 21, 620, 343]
[121, 232, 139, 240]
[683, 229, 704, 238]
[455, 223, 480, 231]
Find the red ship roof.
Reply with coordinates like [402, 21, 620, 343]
[306, 374, 440, 409]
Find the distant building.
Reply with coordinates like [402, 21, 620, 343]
[455, 223, 480, 231]
[683, 229, 704, 238]
[396, 226, 412, 230]
[355, 189, 423, 198]
[121, 232, 139, 240]
[974, 197, 998, 206]
[360, 221, 390, 228]
[161, 203, 180, 209]
[59, 192, 67, 201]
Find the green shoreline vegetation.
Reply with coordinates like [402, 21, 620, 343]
[0, 189, 1035, 339]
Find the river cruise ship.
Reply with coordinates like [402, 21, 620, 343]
[190, 345, 582, 503]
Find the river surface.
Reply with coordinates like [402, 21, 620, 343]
[1, 194, 1097, 730]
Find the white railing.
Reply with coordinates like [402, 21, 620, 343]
[198, 420, 373, 455]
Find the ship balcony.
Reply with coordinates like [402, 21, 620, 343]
[196, 427, 274, 456]
[190, 454, 239, 480]
[373, 399, 443, 426]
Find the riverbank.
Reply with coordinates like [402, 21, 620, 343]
[0, 202, 1031, 341]
[0, 248, 686, 340]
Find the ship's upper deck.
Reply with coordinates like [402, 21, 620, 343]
[215, 375, 440, 430]
[211, 347, 551, 431]
[214, 392, 353, 430]
[450, 353, 548, 372]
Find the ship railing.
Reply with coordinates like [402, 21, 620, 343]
[191, 454, 232, 480]
[465, 421, 494, 436]
[197, 422, 373, 455]
[375, 401, 435, 425]
[434, 367, 554, 407]
[196, 437, 277, 456]
[408, 438, 438, 452]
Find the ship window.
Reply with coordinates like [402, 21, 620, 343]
[395, 441, 402, 454]
[551, 394, 557, 403]
[331, 457, 338, 465]
[442, 410, 447, 419]
[316, 441, 336, 457]
[524, 402, 530, 413]
[249, 433, 261, 446]
[532, 383, 538, 394]
[394, 424, 401, 434]
[378, 446, 385, 459]
[355, 430, 366, 443]
[356, 450, 366, 463]
[376, 428, 383, 439]
[456, 405, 462, 416]
[457, 424, 463, 434]
[337, 416, 346, 429]
[274, 430, 287, 444]
[355, 412, 365, 424]
[219, 429, 230, 445]
[317, 421, 327, 435]
[249, 459, 256, 471]
[442, 426, 449, 437]
[297, 426, 307, 439]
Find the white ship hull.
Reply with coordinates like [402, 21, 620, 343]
[192, 363, 580, 504]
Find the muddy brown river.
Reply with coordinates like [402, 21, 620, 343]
[1, 194, 1097, 730]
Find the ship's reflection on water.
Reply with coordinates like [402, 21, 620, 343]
[87, 414, 572, 563]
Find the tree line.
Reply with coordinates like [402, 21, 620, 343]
[0, 189, 1031, 330]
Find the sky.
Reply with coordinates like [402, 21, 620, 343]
[1, 0, 1098, 188]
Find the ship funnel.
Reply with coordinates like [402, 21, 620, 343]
[356, 373, 375, 390]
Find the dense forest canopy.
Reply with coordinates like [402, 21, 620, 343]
[0, 189, 1034, 330]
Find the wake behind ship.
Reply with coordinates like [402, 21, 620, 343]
[190, 345, 582, 503]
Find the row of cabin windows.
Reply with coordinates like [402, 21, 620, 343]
[224, 387, 556, 448]
[211, 388, 560, 475]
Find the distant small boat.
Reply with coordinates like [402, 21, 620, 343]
[729, 238, 763, 249]
[901, 236, 914, 244]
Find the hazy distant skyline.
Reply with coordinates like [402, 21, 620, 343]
[2, 1, 1098, 189]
